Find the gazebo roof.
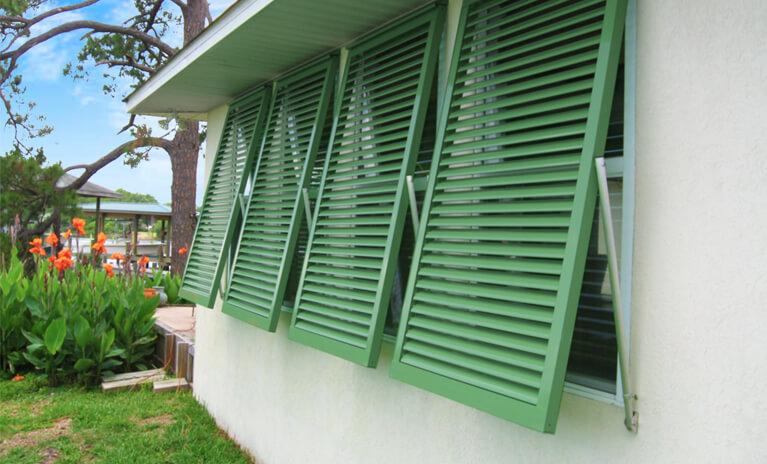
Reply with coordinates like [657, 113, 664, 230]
[78, 202, 172, 219]
[56, 173, 123, 199]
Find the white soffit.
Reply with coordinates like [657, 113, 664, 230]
[126, 0, 432, 117]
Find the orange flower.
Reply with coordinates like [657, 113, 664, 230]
[45, 232, 59, 247]
[58, 248, 72, 259]
[11, 374, 24, 382]
[48, 256, 56, 264]
[102, 263, 115, 278]
[110, 252, 125, 263]
[178, 247, 188, 255]
[96, 232, 107, 243]
[53, 256, 74, 272]
[28, 238, 45, 256]
[62, 229, 71, 239]
[137, 255, 150, 274]
[72, 218, 86, 235]
[92, 242, 107, 255]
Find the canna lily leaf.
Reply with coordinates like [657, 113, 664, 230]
[74, 358, 95, 372]
[44, 317, 67, 355]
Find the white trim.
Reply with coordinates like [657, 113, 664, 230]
[125, 0, 275, 113]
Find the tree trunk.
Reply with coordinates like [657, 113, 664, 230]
[168, 121, 199, 276]
[168, 0, 210, 276]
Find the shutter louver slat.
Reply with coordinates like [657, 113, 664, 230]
[288, 7, 445, 367]
[179, 87, 270, 307]
[389, 0, 627, 433]
[221, 57, 337, 331]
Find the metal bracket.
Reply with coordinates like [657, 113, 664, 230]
[595, 157, 638, 433]
[303, 188, 313, 229]
[406, 175, 420, 236]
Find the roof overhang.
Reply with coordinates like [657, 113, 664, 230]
[126, 0, 432, 118]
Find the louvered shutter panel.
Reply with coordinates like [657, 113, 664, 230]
[288, 7, 445, 367]
[389, 0, 627, 432]
[221, 57, 337, 330]
[179, 88, 270, 307]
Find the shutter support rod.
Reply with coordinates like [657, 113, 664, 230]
[302, 188, 313, 229]
[595, 157, 638, 433]
[406, 175, 419, 236]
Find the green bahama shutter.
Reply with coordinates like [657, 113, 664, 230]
[221, 57, 337, 331]
[179, 87, 271, 307]
[288, 6, 445, 367]
[389, 0, 627, 432]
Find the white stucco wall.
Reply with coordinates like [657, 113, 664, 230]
[192, 1, 767, 462]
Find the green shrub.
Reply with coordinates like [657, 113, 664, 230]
[0, 236, 159, 385]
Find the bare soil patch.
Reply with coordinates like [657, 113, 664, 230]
[135, 413, 174, 427]
[0, 417, 72, 457]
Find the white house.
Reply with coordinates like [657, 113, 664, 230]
[127, 0, 767, 462]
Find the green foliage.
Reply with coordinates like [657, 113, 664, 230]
[144, 272, 187, 305]
[0, 151, 79, 258]
[0, 247, 160, 386]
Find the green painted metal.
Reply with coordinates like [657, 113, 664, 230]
[221, 57, 338, 330]
[179, 87, 271, 307]
[389, 0, 627, 433]
[288, 6, 445, 367]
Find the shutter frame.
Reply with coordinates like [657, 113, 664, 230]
[179, 87, 271, 308]
[288, 6, 446, 367]
[389, 0, 628, 433]
[221, 56, 338, 331]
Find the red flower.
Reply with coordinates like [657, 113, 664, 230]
[11, 374, 24, 382]
[45, 232, 59, 247]
[48, 256, 56, 264]
[72, 218, 86, 235]
[178, 247, 188, 255]
[102, 263, 115, 278]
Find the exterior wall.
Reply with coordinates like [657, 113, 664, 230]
[193, 1, 767, 462]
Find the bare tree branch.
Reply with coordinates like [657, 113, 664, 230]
[95, 58, 155, 74]
[0, 19, 175, 63]
[1, 0, 102, 55]
[61, 136, 173, 189]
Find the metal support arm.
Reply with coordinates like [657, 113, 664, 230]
[595, 157, 638, 433]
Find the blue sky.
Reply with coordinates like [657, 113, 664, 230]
[0, 0, 234, 206]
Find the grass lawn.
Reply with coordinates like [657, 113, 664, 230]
[0, 374, 252, 463]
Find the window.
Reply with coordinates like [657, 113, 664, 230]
[287, 6, 446, 367]
[179, 87, 271, 307]
[389, 0, 628, 432]
[220, 56, 337, 331]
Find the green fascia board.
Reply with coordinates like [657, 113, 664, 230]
[287, 4, 446, 367]
[221, 55, 338, 330]
[179, 86, 272, 308]
[389, 0, 628, 433]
